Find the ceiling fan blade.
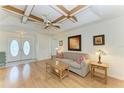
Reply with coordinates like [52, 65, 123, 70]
[70, 16, 78, 22]
[53, 25, 60, 29]
[52, 23, 61, 26]
[44, 26, 49, 29]
[28, 19, 36, 22]
[52, 15, 66, 23]
[68, 18, 76, 23]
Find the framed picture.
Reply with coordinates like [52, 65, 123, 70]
[68, 35, 81, 51]
[93, 35, 105, 45]
[59, 40, 63, 46]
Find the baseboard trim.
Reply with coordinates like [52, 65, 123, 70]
[108, 74, 124, 81]
[3, 58, 51, 68]
[6, 58, 37, 63]
[5, 59, 36, 67]
[36, 58, 51, 62]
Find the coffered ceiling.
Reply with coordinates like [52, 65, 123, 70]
[0, 5, 124, 35]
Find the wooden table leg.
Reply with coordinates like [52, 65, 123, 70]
[67, 66, 69, 77]
[91, 66, 95, 79]
[105, 68, 107, 84]
[91, 66, 93, 78]
[59, 70, 63, 81]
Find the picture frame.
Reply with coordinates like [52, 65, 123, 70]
[68, 35, 81, 51]
[59, 40, 63, 46]
[93, 35, 105, 45]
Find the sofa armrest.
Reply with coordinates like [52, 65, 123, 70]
[80, 61, 85, 67]
[80, 60, 90, 68]
[79, 60, 90, 76]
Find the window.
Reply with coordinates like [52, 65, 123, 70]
[23, 41, 30, 56]
[10, 40, 19, 57]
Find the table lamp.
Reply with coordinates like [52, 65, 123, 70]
[96, 49, 106, 64]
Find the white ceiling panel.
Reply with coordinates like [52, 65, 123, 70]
[0, 8, 22, 23]
[31, 5, 62, 21]
[75, 9, 100, 23]
[60, 9, 100, 31]
[90, 5, 124, 19]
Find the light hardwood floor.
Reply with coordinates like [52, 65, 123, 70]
[0, 59, 124, 88]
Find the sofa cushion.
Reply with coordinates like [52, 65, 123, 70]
[63, 52, 74, 60]
[56, 58, 74, 64]
[56, 58, 81, 69]
[70, 62, 81, 69]
[63, 52, 89, 61]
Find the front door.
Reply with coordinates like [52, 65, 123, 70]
[7, 38, 21, 62]
[21, 37, 35, 60]
[7, 36, 35, 63]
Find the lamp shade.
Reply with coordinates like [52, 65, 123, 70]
[96, 49, 106, 56]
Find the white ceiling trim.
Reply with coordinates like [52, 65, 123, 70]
[22, 5, 34, 23]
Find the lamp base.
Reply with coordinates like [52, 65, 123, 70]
[97, 61, 102, 64]
[98, 55, 102, 64]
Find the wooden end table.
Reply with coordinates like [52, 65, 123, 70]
[90, 62, 108, 84]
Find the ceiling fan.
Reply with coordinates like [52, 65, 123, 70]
[29, 14, 61, 29]
[42, 15, 61, 29]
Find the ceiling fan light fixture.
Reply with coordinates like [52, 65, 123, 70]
[46, 23, 49, 26]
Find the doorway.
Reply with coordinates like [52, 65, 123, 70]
[7, 36, 35, 63]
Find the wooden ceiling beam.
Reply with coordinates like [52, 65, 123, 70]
[50, 5, 68, 16]
[2, 5, 44, 23]
[29, 14, 44, 22]
[52, 5, 79, 23]
[69, 5, 87, 16]
[2, 5, 88, 27]
[52, 15, 66, 23]
[2, 5, 24, 15]
[53, 5, 88, 23]
[56, 5, 69, 15]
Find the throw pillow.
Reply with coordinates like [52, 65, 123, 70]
[56, 52, 64, 58]
[76, 56, 85, 64]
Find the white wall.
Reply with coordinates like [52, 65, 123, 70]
[54, 16, 124, 80]
[0, 31, 22, 58]
[36, 33, 51, 60]
[51, 38, 58, 55]
[0, 30, 51, 62]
